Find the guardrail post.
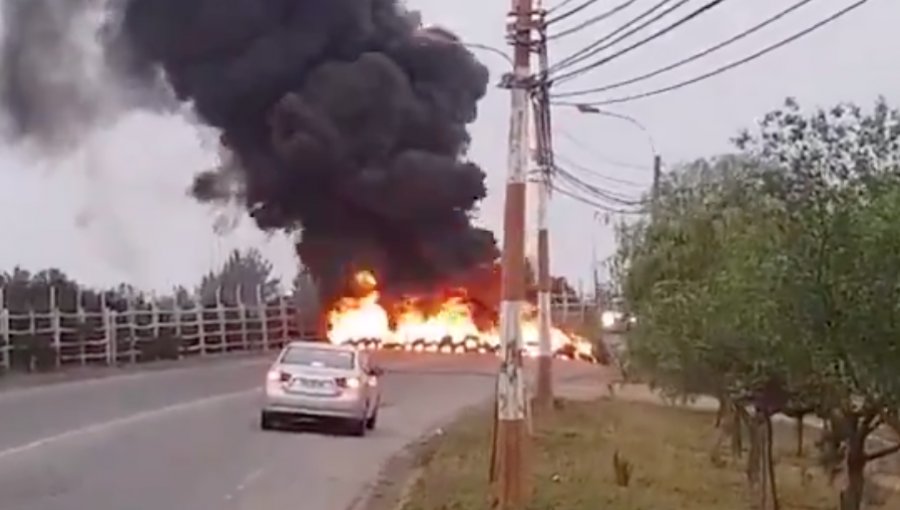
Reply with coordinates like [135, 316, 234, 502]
[0, 286, 9, 372]
[28, 309, 37, 371]
[76, 288, 87, 367]
[257, 285, 269, 351]
[216, 287, 226, 353]
[237, 284, 248, 352]
[49, 286, 61, 369]
[127, 297, 137, 365]
[280, 297, 290, 345]
[197, 302, 207, 356]
[150, 298, 160, 340]
[100, 292, 110, 366]
[173, 303, 182, 346]
[106, 309, 118, 366]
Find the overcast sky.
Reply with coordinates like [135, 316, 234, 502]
[0, 0, 897, 295]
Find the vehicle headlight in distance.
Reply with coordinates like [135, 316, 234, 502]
[601, 311, 617, 328]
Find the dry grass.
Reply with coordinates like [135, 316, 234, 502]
[401, 399, 900, 510]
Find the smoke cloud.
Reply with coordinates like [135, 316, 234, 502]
[2, 0, 499, 302]
[0, 0, 172, 151]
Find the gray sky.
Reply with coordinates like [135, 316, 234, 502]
[0, 0, 897, 294]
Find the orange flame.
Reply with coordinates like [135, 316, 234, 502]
[326, 271, 595, 361]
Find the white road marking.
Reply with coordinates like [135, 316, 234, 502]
[0, 388, 260, 461]
[224, 467, 265, 500]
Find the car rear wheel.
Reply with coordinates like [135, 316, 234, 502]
[260, 411, 275, 431]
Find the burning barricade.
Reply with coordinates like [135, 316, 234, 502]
[325, 271, 595, 362]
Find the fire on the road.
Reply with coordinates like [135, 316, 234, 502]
[326, 271, 595, 362]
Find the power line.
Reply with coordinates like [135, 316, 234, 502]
[549, 0, 641, 41]
[555, 165, 647, 206]
[552, 181, 646, 214]
[549, 0, 678, 74]
[551, 0, 731, 85]
[547, 0, 581, 13]
[554, 0, 817, 98]
[553, 0, 873, 106]
[555, 152, 648, 188]
[547, 0, 605, 25]
[556, 127, 651, 173]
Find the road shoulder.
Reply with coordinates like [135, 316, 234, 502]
[352, 405, 487, 510]
[0, 351, 272, 395]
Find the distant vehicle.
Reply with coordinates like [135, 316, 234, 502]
[600, 299, 637, 333]
[261, 341, 383, 436]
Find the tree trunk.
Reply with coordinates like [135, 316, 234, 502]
[841, 454, 865, 510]
[795, 414, 805, 457]
[732, 403, 747, 458]
[840, 429, 867, 510]
[715, 398, 727, 427]
[747, 410, 779, 510]
[710, 397, 731, 464]
[764, 414, 780, 510]
[746, 412, 763, 510]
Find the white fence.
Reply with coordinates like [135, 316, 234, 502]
[0, 285, 599, 373]
[0, 286, 307, 373]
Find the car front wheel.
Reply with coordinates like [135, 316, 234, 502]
[348, 417, 367, 437]
[260, 411, 275, 431]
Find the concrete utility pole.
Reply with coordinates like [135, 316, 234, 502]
[489, 0, 534, 506]
[532, 9, 554, 411]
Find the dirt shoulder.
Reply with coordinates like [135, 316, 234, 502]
[358, 375, 900, 510]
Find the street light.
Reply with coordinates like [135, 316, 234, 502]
[572, 104, 657, 159]
[461, 42, 514, 67]
[569, 104, 662, 216]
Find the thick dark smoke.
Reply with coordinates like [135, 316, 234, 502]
[112, 0, 499, 300]
[1, 0, 102, 147]
[0, 0, 173, 149]
[123, 0, 499, 300]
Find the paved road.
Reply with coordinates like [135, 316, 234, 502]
[0, 352, 501, 510]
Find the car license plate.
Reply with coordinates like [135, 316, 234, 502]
[292, 378, 333, 393]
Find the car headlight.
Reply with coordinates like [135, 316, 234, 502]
[601, 311, 617, 328]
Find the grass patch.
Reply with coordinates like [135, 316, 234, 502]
[402, 399, 900, 510]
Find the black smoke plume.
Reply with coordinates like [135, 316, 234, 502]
[1, 0, 499, 301]
[0, 0, 173, 149]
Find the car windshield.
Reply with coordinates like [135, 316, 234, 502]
[280, 346, 355, 370]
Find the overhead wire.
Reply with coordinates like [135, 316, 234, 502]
[551, 0, 731, 85]
[548, 0, 641, 41]
[531, 94, 648, 214]
[556, 127, 650, 173]
[547, 0, 605, 24]
[555, 153, 648, 189]
[532, 6, 652, 216]
[555, 165, 648, 206]
[549, 0, 678, 74]
[547, 0, 582, 13]
[553, 0, 817, 98]
[553, 0, 873, 107]
[552, 181, 647, 214]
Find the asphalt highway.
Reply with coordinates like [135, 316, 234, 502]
[0, 352, 500, 510]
